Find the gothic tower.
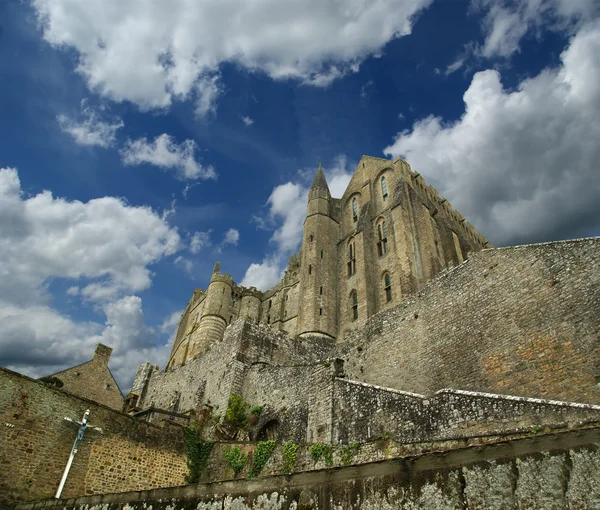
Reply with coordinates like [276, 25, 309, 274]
[297, 165, 339, 339]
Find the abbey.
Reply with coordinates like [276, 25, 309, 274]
[167, 155, 489, 368]
[124, 155, 599, 446]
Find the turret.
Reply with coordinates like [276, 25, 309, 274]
[297, 165, 339, 339]
[187, 261, 233, 358]
[239, 287, 262, 323]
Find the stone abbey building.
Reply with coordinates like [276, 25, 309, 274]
[167, 155, 489, 368]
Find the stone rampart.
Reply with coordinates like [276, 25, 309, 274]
[332, 378, 600, 444]
[15, 427, 600, 509]
[342, 237, 600, 404]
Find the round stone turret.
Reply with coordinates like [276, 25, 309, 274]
[187, 264, 233, 359]
[239, 287, 262, 323]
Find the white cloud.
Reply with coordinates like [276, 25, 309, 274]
[472, 0, 598, 58]
[121, 133, 216, 181]
[57, 100, 123, 148]
[222, 228, 240, 247]
[384, 19, 600, 246]
[445, 57, 465, 75]
[32, 0, 433, 113]
[174, 255, 194, 274]
[241, 155, 353, 290]
[0, 167, 182, 389]
[189, 231, 211, 254]
[241, 115, 254, 127]
[240, 256, 284, 291]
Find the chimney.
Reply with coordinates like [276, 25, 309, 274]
[94, 343, 113, 365]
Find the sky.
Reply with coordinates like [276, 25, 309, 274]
[1, 0, 599, 392]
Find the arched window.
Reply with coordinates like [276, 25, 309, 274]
[377, 220, 388, 256]
[352, 197, 358, 222]
[350, 291, 358, 321]
[347, 240, 356, 277]
[381, 176, 388, 200]
[384, 273, 392, 302]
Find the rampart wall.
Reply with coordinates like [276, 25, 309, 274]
[341, 237, 600, 404]
[0, 367, 187, 506]
[15, 427, 600, 509]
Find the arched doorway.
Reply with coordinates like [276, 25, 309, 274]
[257, 419, 279, 441]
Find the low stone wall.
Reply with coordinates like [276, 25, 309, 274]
[15, 427, 600, 509]
[0, 367, 187, 506]
[332, 378, 600, 443]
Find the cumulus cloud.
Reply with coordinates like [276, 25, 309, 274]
[121, 134, 216, 181]
[0, 167, 182, 389]
[32, 0, 433, 113]
[384, 19, 600, 246]
[241, 155, 353, 290]
[57, 100, 123, 148]
[472, 0, 598, 58]
[222, 228, 240, 247]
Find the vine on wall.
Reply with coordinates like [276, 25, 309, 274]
[310, 443, 334, 467]
[247, 440, 277, 478]
[184, 425, 214, 483]
[224, 445, 248, 477]
[282, 442, 299, 474]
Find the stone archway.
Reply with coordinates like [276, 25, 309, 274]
[257, 419, 279, 441]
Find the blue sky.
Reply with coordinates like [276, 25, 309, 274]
[1, 0, 598, 390]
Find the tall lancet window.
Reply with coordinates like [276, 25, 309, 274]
[384, 273, 392, 302]
[350, 290, 358, 320]
[381, 176, 388, 200]
[352, 198, 358, 222]
[377, 219, 388, 256]
[347, 240, 356, 277]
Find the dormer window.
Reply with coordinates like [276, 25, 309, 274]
[352, 198, 358, 222]
[381, 176, 388, 200]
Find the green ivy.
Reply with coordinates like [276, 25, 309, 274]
[224, 445, 248, 476]
[282, 442, 299, 474]
[310, 443, 334, 467]
[340, 442, 361, 466]
[250, 405, 263, 416]
[247, 440, 277, 478]
[224, 394, 249, 429]
[184, 425, 214, 483]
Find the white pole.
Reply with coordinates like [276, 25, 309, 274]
[55, 445, 77, 499]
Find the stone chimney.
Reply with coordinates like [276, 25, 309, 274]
[93, 343, 113, 365]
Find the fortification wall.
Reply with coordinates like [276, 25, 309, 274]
[341, 237, 600, 404]
[332, 378, 600, 444]
[0, 367, 187, 507]
[16, 427, 600, 509]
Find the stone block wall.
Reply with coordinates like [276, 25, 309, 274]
[15, 427, 600, 509]
[341, 237, 600, 404]
[0, 367, 187, 506]
[332, 378, 600, 444]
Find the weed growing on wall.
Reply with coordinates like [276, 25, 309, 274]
[310, 443, 334, 467]
[224, 394, 249, 429]
[282, 442, 299, 474]
[224, 445, 248, 476]
[250, 406, 263, 416]
[247, 440, 276, 478]
[340, 442, 361, 466]
[184, 425, 214, 483]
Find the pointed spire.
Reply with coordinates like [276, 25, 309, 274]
[310, 162, 330, 192]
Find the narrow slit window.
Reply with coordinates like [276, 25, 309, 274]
[351, 291, 358, 321]
[319, 308, 322, 315]
[352, 198, 358, 222]
[308, 264, 312, 275]
[347, 242, 356, 276]
[377, 220, 388, 257]
[384, 274, 392, 302]
[381, 176, 388, 200]
[320, 286, 323, 295]
[320, 250, 324, 259]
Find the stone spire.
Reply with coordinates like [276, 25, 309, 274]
[310, 163, 330, 193]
